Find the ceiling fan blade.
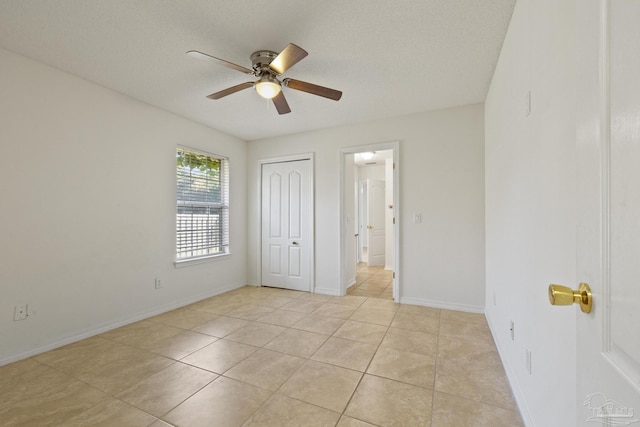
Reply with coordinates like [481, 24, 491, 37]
[187, 50, 254, 75]
[269, 43, 308, 75]
[284, 78, 342, 101]
[206, 82, 254, 100]
[272, 91, 291, 115]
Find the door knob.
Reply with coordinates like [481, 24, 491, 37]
[367, 225, 373, 229]
[548, 283, 592, 313]
[292, 241, 299, 245]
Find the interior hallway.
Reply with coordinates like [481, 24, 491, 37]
[0, 286, 523, 426]
[347, 264, 393, 299]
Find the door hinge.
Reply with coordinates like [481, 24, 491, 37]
[393, 272, 395, 279]
[393, 217, 395, 224]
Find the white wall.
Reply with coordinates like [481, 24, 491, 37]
[0, 48, 248, 364]
[247, 104, 485, 311]
[484, 0, 576, 425]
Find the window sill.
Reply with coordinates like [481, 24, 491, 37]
[174, 253, 231, 268]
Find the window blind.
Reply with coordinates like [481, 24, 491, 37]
[176, 147, 229, 260]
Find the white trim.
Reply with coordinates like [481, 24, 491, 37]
[399, 296, 484, 314]
[177, 144, 229, 161]
[600, 0, 612, 357]
[260, 153, 314, 165]
[257, 153, 315, 292]
[486, 312, 535, 427]
[339, 141, 400, 301]
[174, 252, 231, 268]
[0, 281, 245, 367]
[597, 0, 640, 387]
[314, 287, 342, 296]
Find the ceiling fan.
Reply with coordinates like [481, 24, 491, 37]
[187, 43, 342, 114]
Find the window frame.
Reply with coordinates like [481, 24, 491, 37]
[175, 145, 230, 265]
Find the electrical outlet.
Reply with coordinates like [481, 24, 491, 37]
[413, 213, 422, 224]
[509, 320, 515, 341]
[525, 348, 532, 374]
[154, 278, 163, 289]
[14, 304, 28, 321]
[525, 90, 532, 116]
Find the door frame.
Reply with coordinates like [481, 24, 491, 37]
[258, 153, 315, 291]
[339, 141, 400, 301]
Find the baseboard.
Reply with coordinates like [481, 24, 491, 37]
[0, 282, 245, 367]
[314, 287, 341, 296]
[399, 296, 484, 314]
[486, 312, 534, 427]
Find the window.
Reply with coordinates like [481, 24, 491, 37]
[176, 147, 229, 261]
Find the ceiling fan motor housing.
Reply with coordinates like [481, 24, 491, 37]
[250, 50, 279, 75]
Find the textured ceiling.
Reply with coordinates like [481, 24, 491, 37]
[0, 0, 515, 141]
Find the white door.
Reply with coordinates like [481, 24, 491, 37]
[367, 179, 385, 266]
[576, 0, 640, 424]
[358, 180, 367, 262]
[261, 160, 312, 292]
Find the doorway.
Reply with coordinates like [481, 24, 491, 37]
[260, 155, 314, 292]
[340, 142, 400, 301]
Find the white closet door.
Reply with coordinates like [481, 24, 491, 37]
[261, 159, 312, 292]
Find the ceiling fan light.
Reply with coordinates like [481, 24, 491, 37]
[255, 80, 281, 99]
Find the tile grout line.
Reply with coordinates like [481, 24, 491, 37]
[35, 345, 176, 425]
[188, 292, 433, 424]
[230, 298, 368, 427]
[336, 300, 395, 425]
[430, 309, 443, 424]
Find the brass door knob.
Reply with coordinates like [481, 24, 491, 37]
[548, 283, 592, 313]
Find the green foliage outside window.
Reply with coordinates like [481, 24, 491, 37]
[176, 149, 220, 177]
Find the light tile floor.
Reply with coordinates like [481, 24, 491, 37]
[347, 264, 394, 299]
[0, 285, 523, 426]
